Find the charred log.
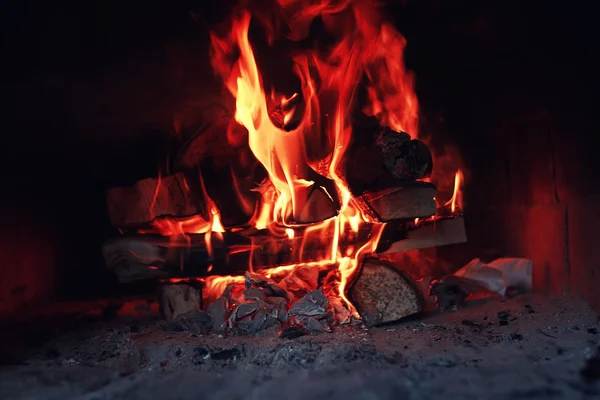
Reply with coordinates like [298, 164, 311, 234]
[295, 183, 339, 224]
[345, 116, 433, 195]
[356, 181, 437, 222]
[103, 217, 466, 283]
[176, 114, 265, 227]
[375, 128, 433, 180]
[173, 104, 342, 226]
[106, 172, 206, 227]
[348, 259, 425, 326]
[101, 234, 250, 283]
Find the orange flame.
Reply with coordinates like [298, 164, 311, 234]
[138, 167, 227, 275]
[205, 0, 425, 316]
[136, 0, 456, 325]
[445, 169, 464, 213]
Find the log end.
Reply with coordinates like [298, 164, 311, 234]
[349, 259, 425, 327]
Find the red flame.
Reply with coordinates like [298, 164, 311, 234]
[205, 0, 420, 315]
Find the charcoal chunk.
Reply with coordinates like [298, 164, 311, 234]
[288, 290, 331, 332]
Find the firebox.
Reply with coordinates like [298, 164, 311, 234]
[100, 0, 469, 332]
[2, 0, 598, 398]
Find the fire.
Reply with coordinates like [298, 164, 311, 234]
[205, 0, 423, 316]
[142, 171, 226, 238]
[134, 0, 463, 325]
[445, 170, 464, 213]
[204, 275, 245, 296]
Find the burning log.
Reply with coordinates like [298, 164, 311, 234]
[103, 217, 467, 283]
[175, 112, 266, 227]
[374, 128, 433, 180]
[356, 182, 437, 222]
[159, 280, 203, 321]
[348, 259, 425, 326]
[296, 184, 339, 224]
[106, 172, 206, 227]
[101, 234, 249, 283]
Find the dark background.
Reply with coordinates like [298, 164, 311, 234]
[1, 1, 597, 311]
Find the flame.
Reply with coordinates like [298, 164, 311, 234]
[205, 0, 423, 317]
[445, 169, 464, 213]
[149, 173, 162, 215]
[138, 167, 227, 275]
[204, 275, 245, 296]
[131, 0, 462, 326]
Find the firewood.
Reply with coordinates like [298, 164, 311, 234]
[377, 216, 467, 254]
[356, 182, 437, 222]
[106, 172, 206, 227]
[174, 103, 264, 227]
[345, 117, 433, 195]
[375, 128, 433, 180]
[158, 281, 203, 321]
[101, 236, 172, 282]
[295, 184, 339, 224]
[103, 217, 467, 283]
[101, 234, 248, 283]
[348, 259, 425, 326]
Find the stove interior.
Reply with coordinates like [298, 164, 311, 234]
[2, 0, 598, 398]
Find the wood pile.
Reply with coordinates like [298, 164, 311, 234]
[102, 112, 467, 329]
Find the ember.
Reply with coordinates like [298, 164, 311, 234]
[102, 0, 466, 334]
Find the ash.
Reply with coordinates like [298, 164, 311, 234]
[1, 294, 599, 399]
[203, 271, 334, 334]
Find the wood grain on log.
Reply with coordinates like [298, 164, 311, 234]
[159, 281, 203, 321]
[106, 172, 205, 227]
[356, 182, 437, 222]
[348, 259, 424, 326]
[375, 128, 433, 181]
[377, 217, 467, 254]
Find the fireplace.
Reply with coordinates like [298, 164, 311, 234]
[2, 0, 599, 397]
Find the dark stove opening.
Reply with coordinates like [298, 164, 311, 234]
[2, 1, 598, 398]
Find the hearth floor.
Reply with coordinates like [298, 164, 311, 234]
[1, 293, 598, 399]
